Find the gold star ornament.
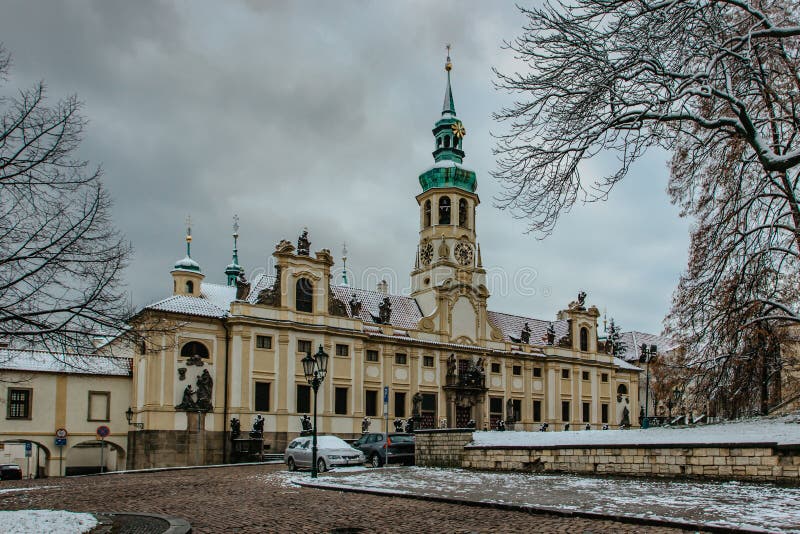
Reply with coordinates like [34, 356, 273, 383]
[451, 122, 466, 138]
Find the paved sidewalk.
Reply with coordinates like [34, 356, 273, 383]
[299, 467, 800, 533]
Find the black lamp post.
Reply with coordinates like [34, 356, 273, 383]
[125, 407, 143, 430]
[639, 344, 657, 426]
[302, 345, 329, 478]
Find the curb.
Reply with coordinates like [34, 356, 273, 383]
[297, 481, 770, 534]
[95, 512, 192, 534]
[74, 460, 283, 478]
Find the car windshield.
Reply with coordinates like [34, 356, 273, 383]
[317, 436, 352, 449]
[389, 435, 414, 443]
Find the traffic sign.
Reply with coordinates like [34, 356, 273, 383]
[24, 441, 32, 457]
[383, 386, 389, 404]
[55, 438, 67, 447]
[96, 425, 110, 438]
[55, 428, 68, 439]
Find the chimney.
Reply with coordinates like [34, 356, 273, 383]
[377, 279, 389, 294]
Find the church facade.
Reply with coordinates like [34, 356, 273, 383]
[128, 55, 641, 469]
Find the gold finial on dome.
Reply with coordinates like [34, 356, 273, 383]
[445, 43, 452, 71]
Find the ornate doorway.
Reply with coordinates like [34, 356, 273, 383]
[456, 405, 472, 427]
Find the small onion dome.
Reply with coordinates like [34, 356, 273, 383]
[173, 255, 201, 273]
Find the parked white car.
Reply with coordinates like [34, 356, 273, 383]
[284, 435, 365, 472]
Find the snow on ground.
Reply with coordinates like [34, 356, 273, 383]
[0, 486, 56, 495]
[472, 415, 800, 447]
[0, 510, 97, 534]
[305, 467, 800, 533]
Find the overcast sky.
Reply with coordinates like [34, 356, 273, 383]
[0, 1, 691, 335]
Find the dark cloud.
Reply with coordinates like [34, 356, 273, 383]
[0, 0, 690, 334]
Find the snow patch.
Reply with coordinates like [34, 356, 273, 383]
[0, 510, 97, 534]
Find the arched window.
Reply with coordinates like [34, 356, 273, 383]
[580, 327, 589, 352]
[181, 341, 209, 360]
[296, 278, 313, 313]
[438, 196, 451, 225]
[185, 280, 194, 294]
[437, 137, 442, 148]
[458, 198, 468, 228]
[444, 135, 451, 148]
[424, 200, 431, 227]
[617, 384, 628, 396]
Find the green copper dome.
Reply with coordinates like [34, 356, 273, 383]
[418, 50, 477, 194]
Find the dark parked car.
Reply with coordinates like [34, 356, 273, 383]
[0, 464, 22, 480]
[354, 432, 415, 467]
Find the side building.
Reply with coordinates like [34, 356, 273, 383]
[128, 54, 641, 469]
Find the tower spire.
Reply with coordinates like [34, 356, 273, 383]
[185, 215, 192, 257]
[341, 242, 349, 286]
[225, 214, 245, 286]
[443, 44, 455, 117]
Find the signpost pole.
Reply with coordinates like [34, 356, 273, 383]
[99, 438, 104, 474]
[58, 446, 63, 477]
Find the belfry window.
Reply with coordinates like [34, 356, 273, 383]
[438, 196, 451, 225]
[185, 280, 194, 294]
[437, 137, 442, 148]
[444, 135, 451, 148]
[296, 278, 313, 313]
[458, 198, 468, 228]
[580, 327, 589, 352]
[424, 200, 431, 227]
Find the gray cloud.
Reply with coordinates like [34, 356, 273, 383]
[0, 0, 691, 334]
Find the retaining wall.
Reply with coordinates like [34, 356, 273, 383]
[415, 429, 800, 483]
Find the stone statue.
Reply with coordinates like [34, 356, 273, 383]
[404, 418, 414, 433]
[577, 291, 587, 308]
[230, 417, 241, 439]
[411, 392, 423, 417]
[300, 415, 312, 433]
[196, 369, 213, 411]
[297, 230, 311, 256]
[235, 273, 250, 301]
[394, 418, 404, 432]
[446, 354, 457, 377]
[546, 322, 556, 345]
[378, 297, 392, 324]
[349, 293, 362, 316]
[250, 414, 265, 438]
[621, 405, 630, 428]
[361, 417, 371, 433]
[497, 419, 506, 431]
[506, 398, 515, 422]
[520, 322, 531, 344]
[176, 385, 197, 410]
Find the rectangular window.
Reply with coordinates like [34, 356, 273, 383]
[533, 400, 542, 422]
[489, 397, 504, 414]
[296, 385, 311, 414]
[561, 369, 570, 379]
[366, 349, 379, 362]
[394, 392, 406, 418]
[420, 393, 437, 428]
[533, 367, 542, 378]
[512, 399, 522, 422]
[582, 402, 590, 423]
[601, 403, 609, 424]
[395, 353, 407, 365]
[256, 335, 272, 349]
[582, 371, 590, 381]
[255, 382, 270, 412]
[7, 388, 31, 419]
[512, 365, 522, 376]
[561, 401, 570, 422]
[335, 344, 349, 357]
[423, 355, 434, 367]
[365, 390, 378, 417]
[88, 391, 110, 422]
[297, 339, 312, 354]
[335, 387, 348, 415]
[601, 373, 609, 383]
[491, 363, 501, 374]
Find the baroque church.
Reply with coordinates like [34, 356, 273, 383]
[128, 54, 641, 469]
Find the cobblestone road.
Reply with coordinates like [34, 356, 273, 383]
[0, 464, 694, 533]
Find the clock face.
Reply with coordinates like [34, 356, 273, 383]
[420, 243, 434, 266]
[454, 242, 473, 266]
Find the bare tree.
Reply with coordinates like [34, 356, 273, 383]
[0, 45, 132, 357]
[494, 1, 800, 404]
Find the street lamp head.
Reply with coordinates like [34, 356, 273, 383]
[302, 351, 316, 382]
[650, 344, 658, 355]
[314, 345, 329, 379]
[125, 406, 134, 425]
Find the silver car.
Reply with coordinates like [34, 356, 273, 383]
[284, 435, 365, 472]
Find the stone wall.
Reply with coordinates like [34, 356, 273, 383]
[415, 429, 475, 467]
[415, 430, 800, 483]
[126, 430, 226, 470]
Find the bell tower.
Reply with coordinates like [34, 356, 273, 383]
[411, 48, 488, 320]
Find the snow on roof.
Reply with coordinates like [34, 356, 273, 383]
[201, 283, 236, 310]
[470, 414, 800, 448]
[613, 357, 642, 372]
[146, 294, 229, 318]
[487, 311, 568, 344]
[330, 285, 422, 329]
[0, 349, 132, 376]
[618, 331, 679, 362]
